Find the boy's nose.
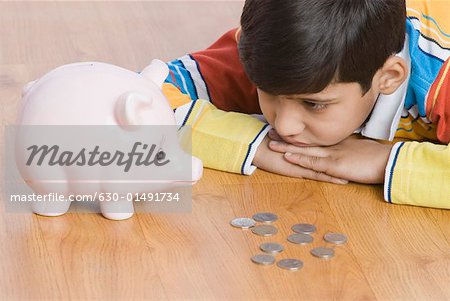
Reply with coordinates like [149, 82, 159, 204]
[274, 116, 306, 138]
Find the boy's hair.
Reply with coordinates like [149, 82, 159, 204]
[238, 0, 406, 95]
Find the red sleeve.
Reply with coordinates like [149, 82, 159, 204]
[190, 28, 261, 114]
[426, 58, 450, 143]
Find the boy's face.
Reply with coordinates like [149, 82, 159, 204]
[258, 83, 379, 146]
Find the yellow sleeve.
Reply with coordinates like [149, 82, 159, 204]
[384, 141, 450, 209]
[162, 83, 270, 175]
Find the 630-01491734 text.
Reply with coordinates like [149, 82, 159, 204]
[9, 192, 180, 203]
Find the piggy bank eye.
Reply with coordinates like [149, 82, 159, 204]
[156, 149, 166, 161]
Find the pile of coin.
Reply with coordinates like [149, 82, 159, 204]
[230, 212, 348, 271]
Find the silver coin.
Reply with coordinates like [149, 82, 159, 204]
[230, 217, 256, 229]
[252, 212, 278, 223]
[291, 223, 317, 234]
[287, 233, 313, 245]
[251, 254, 275, 265]
[277, 258, 304, 271]
[311, 247, 335, 259]
[324, 233, 347, 245]
[251, 225, 278, 237]
[260, 242, 284, 254]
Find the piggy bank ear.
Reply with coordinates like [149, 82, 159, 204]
[115, 92, 152, 128]
[140, 59, 169, 88]
[22, 80, 36, 97]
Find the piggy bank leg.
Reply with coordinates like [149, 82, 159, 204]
[29, 181, 72, 217]
[31, 197, 72, 217]
[99, 197, 134, 220]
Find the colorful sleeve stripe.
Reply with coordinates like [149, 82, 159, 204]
[241, 124, 271, 175]
[406, 0, 450, 48]
[165, 59, 198, 101]
[384, 142, 406, 203]
[404, 19, 447, 118]
[407, 9, 450, 52]
[179, 54, 211, 102]
[174, 99, 198, 128]
[165, 55, 212, 103]
[407, 17, 450, 62]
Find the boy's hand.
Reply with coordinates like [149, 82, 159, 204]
[268, 131, 394, 184]
[253, 135, 349, 185]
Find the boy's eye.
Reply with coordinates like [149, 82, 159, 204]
[303, 101, 328, 111]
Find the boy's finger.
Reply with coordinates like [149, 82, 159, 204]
[269, 153, 347, 185]
[306, 170, 348, 184]
[269, 141, 329, 157]
[298, 168, 348, 185]
[284, 152, 330, 173]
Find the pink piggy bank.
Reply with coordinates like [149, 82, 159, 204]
[15, 59, 203, 220]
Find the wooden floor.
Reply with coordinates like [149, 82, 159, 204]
[1, 2, 450, 300]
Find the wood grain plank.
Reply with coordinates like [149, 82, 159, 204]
[322, 183, 450, 300]
[35, 213, 167, 300]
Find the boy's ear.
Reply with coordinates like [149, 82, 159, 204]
[376, 56, 408, 95]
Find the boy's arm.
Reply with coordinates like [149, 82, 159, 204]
[163, 82, 269, 175]
[384, 141, 450, 209]
[268, 134, 450, 209]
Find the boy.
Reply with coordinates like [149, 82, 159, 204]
[162, 0, 450, 209]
